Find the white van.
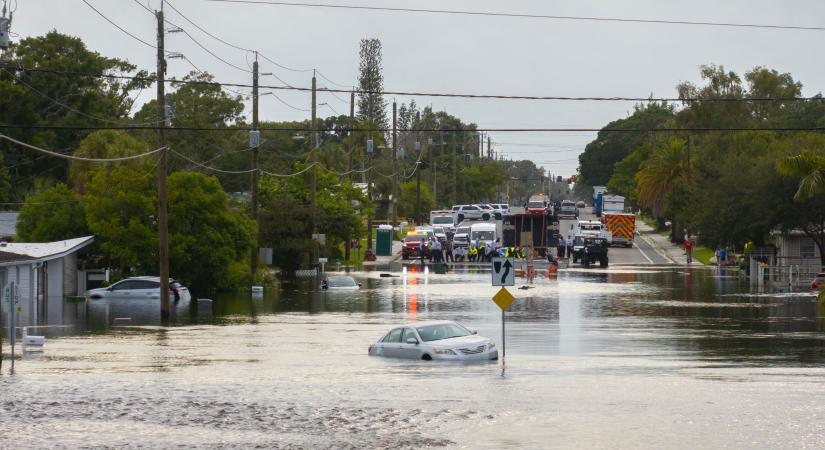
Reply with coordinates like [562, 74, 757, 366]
[469, 222, 497, 245]
[571, 220, 612, 241]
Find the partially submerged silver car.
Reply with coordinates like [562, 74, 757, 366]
[368, 320, 498, 361]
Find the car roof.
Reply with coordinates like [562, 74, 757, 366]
[404, 320, 455, 327]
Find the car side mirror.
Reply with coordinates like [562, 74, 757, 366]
[358, 283, 363, 287]
[406, 338, 418, 345]
[472, 330, 478, 335]
[106, 286, 114, 291]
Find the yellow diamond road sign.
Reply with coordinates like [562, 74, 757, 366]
[492, 287, 515, 310]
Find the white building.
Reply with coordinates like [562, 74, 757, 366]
[1, 236, 94, 333]
[770, 229, 823, 286]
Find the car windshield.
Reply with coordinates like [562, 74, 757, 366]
[581, 224, 601, 231]
[432, 227, 445, 234]
[562, 201, 575, 206]
[432, 216, 453, 225]
[471, 230, 495, 240]
[415, 323, 471, 342]
[455, 227, 471, 235]
[528, 202, 545, 208]
[327, 277, 357, 287]
[404, 235, 426, 242]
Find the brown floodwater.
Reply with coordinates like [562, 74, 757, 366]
[2, 265, 825, 449]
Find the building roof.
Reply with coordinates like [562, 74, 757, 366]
[0, 236, 94, 267]
[0, 250, 34, 264]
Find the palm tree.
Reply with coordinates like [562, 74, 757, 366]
[635, 139, 688, 218]
[776, 152, 825, 201]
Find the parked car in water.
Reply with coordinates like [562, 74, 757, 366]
[322, 276, 361, 290]
[368, 320, 498, 361]
[811, 272, 825, 290]
[86, 276, 191, 302]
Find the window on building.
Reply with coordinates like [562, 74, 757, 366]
[800, 238, 816, 259]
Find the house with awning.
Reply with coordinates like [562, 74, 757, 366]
[0, 236, 95, 335]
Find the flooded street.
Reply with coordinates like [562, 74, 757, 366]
[3, 266, 825, 449]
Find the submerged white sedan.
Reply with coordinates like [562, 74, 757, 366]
[368, 320, 498, 361]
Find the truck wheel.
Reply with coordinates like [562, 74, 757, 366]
[458, 214, 464, 222]
[482, 213, 490, 221]
[583, 259, 590, 268]
[626, 242, 633, 248]
[600, 257, 608, 268]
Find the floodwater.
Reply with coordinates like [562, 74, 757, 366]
[2, 265, 825, 449]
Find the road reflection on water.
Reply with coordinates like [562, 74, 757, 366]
[3, 265, 825, 448]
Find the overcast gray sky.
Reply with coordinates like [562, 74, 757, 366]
[14, 0, 825, 176]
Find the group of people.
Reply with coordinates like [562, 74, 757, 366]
[423, 236, 528, 263]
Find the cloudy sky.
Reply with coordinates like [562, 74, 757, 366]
[13, 0, 825, 176]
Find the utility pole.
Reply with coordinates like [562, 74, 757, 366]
[348, 90, 355, 181]
[311, 71, 319, 258]
[156, 3, 170, 322]
[250, 52, 260, 277]
[487, 136, 492, 160]
[367, 137, 374, 250]
[415, 112, 422, 225]
[451, 133, 457, 206]
[391, 101, 397, 228]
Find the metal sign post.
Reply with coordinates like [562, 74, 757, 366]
[492, 256, 516, 374]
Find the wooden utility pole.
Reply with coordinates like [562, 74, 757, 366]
[367, 137, 373, 251]
[348, 90, 355, 181]
[345, 89, 355, 262]
[156, 3, 170, 321]
[311, 71, 317, 262]
[451, 133, 457, 206]
[250, 52, 260, 276]
[391, 101, 397, 228]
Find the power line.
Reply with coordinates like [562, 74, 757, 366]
[1, 68, 164, 126]
[11, 66, 824, 104]
[203, 0, 825, 32]
[0, 133, 166, 161]
[6, 123, 825, 133]
[262, 91, 309, 111]
[80, 0, 157, 49]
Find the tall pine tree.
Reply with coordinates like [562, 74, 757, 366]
[357, 39, 388, 133]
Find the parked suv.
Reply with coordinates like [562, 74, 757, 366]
[453, 204, 490, 223]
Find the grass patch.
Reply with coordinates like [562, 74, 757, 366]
[692, 246, 713, 265]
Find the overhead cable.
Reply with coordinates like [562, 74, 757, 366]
[81, 0, 157, 49]
[10, 66, 824, 104]
[203, 0, 825, 32]
[0, 133, 166, 161]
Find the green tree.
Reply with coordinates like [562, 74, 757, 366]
[84, 166, 157, 274]
[397, 180, 434, 221]
[68, 130, 151, 193]
[357, 38, 387, 131]
[0, 31, 150, 193]
[258, 164, 368, 270]
[16, 184, 88, 242]
[168, 171, 256, 290]
[776, 152, 825, 201]
[577, 102, 674, 187]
